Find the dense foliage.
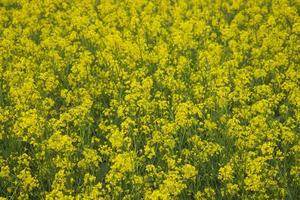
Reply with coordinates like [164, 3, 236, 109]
[0, 0, 299, 199]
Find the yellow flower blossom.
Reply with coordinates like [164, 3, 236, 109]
[0, 0, 299, 199]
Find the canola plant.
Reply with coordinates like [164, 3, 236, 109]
[0, 0, 299, 199]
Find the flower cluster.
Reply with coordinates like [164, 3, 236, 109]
[0, 0, 299, 199]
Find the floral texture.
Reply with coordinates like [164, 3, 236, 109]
[0, 0, 299, 199]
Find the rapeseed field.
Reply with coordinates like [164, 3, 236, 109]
[0, 0, 299, 199]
